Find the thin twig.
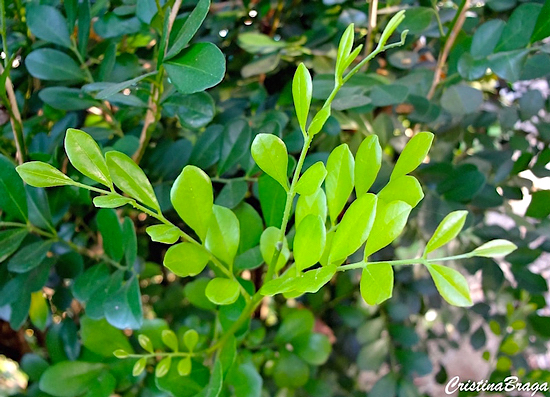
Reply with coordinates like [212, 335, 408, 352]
[361, 0, 379, 71]
[0, 65, 26, 164]
[427, 0, 470, 99]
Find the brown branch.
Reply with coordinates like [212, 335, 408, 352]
[427, 0, 470, 100]
[362, 0, 379, 71]
[0, 64, 26, 164]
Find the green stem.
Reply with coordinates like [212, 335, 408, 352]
[71, 40, 94, 82]
[337, 252, 475, 272]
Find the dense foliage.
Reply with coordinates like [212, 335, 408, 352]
[0, 0, 549, 396]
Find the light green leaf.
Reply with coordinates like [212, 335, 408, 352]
[171, 165, 213, 242]
[165, 0, 210, 59]
[329, 193, 377, 264]
[16, 162, 75, 187]
[295, 188, 327, 228]
[390, 131, 433, 181]
[178, 357, 192, 376]
[237, 33, 287, 54]
[293, 333, 332, 366]
[425, 211, 468, 254]
[326, 144, 354, 224]
[164, 43, 225, 94]
[133, 358, 147, 376]
[205, 205, 240, 267]
[251, 133, 289, 191]
[294, 215, 326, 272]
[161, 330, 178, 351]
[260, 227, 290, 271]
[307, 107, 331, 136]
[295, 162, 327, 196]
[292, 63, 312, 133]
[163, 242, 210, 277]
[29, 291, 48, 331]
[106, 151, 159, 211]
[39, 362, 106, 397]
[355, 135, 382, 196]
[139, 334, 154, 353]
[156, 357, 171, 378]
[93, 195, 132, 209]
[360, 263, 394, 305]
[336, 24, 355, 78]
[294, 265, 337, 294]
[183, 329, 199, 351]
[472, 239, 517, 258]
[80, 317, 133, 357]
[146, 224, 181, 244]
[363, 201, 412, 258]
[377, 175, 424, 208]
[26, 5, 71, 48]
[205, 278, 240, 305]
[426, 264, 472, 307]
[65, 128, 111, 187]
[25, 49, 86, 82]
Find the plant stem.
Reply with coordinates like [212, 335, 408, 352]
[361, 0, 379, 71]
[337, 252, 475, 271]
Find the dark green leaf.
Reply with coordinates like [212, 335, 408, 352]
[7, 240, 52, 273]
[165, 0, 211, 60]
[39, 362, 106, 397]
[488, 49, 529, 82]
[26, 5, 71, 48]
[531, 0, 550, 43]
[39, 87, 99, 111]
[26, 49, 86, 82]
[80, 316, 133, 357]
[103, 276, 143, 329]
[0, 155, 28, 221]
[0, 229, 28, 263]
[97, 209, 123, 262]
[218, 119, 252, 176]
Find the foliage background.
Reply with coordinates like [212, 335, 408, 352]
[0, 0, 549, 396]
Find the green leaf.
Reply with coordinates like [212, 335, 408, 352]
[163, 242, 210, 277]
[391, 132, 433, 180]
[273, 353, 309, 389]
[205, 278, 240, 305]
[234, 203, 263, 253]
[93, 194, 132, 209]
[295, 188, 327, 227]
[29, 291, 48, 331]
[471, 20, 505, 58]
[161, 329, 178, 351]
[293, 333, 332, 365]
[329, 193, 377, 264]
[171, 165, 213, 242]
[336, 24, 355, 78]
[326, 144, 355, 224]
[106, 151, 159, 210]
[377, 175, 424, 208]
[39, 362, 106, 397]
[472, 239, 517, 257]
[156, 357, 172, 378]
[531, 0, 550, 43]
[425, 211, 468, 254]
[0, 155, 28, 221]
[25, 49, 86, 82]
[363, 201, 412, 258]
[360, 263, 394, 305]
[525, 190, 550, 219]
[398, 7, 434, 35]
[307, 107, 331, 136]
[276, 309, 314, 343]
[113, 349, 129, 358]
[441, 85, 484, 116]
[26, 5, 71, 48]
[260, 227, 289, 271]
[355, 135, 382, 196]
[237, 33, 287, 54]
[96, 209, 123, 262]
[164, 43, 225, 94]
[196, 359, 223, 397]
[205, 205, 240, 267]
[177, 357, 192, 376]
[38, 87, 99, 111]
[292, 63, 312, 133]
[294, 215, 326, 272]
[173, 92, 216, 129]
[146, 224, 181, 244]
[80, 316, 133, 357]
[295, 162, 327, 196]
[104, 276, 143, 329]
[488, 49, 529, 82]
[226, 362, 262, 397]
[183, 329, 199, 351]
[16, 162, 75, 187]
[218, 119, 252, 175]
[77, 0, 90, 58]
[95, 71, 157, 100]
[426, 264, 473, 307]
[251, 133, 289, 190]
[0, 229, 28, 263]
[139, 334, 154, 353]
[495, 3, 541, 52]
[165, 0, 211, 60]
[293, 265, 337, 294]
[133, 358, 147, 376]
[370, 84, 409, 107]
[8, 240, 52, 273]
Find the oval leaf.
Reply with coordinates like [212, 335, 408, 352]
[171, 165, 214, 242]
[260, 227, 290, 271]
[146, 224, 181, 244]
[161, 330, 179, 351]
[295, 162, 327, 196]
[377, 175, 424, 208]
[183, 329, 199, 351]
[251, 133, 289, 191]
[426, 264, 472, 307]
[65, 128, 111, 187]
[292, 63, 312, 133]
[360, 263, 394, 305]
[16, 162, 75, 187]
[25, 49, 86, 82]
[26, 5, 71, 48]
[205, 205, 240, 267]
[106, 151, 159, 211]
[355, 135, 382, 196]
[425, 211, 468, 254]
[0, 155, 28, 221]
[163, 242, 210, 277]
[325, 144, 354, 224]
[294, 215, 326, 272]
[390, 131, 434, 181]
[295, 188, 327, 228]
[472, 239, 517, 258]
[205, 278, 240, 305]
[39, 362, 105, 396]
